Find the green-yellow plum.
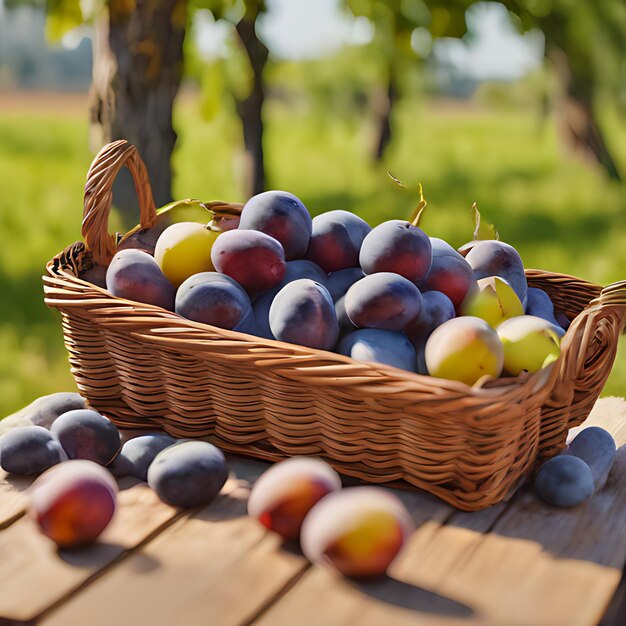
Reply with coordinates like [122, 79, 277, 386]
[497, 315, 561, 376]
[154, 222, 220, 288]
[301, 487, 413, 578]
[461, 276, 524, 328]
[425, 317, 504, 385]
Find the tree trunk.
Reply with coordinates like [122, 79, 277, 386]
[235, 11, 268, 198]
[374, 63, 398, 162]
[89, 0, 187, 224]
[550, 46, 621, 181]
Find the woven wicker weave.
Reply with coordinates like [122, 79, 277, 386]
[44, 140, 626, 511]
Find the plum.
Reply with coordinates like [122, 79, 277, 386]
[154, 222, 219, 288]
[301, 487, 413, 578]
[405, 290, 455, 349]
[248, 457, 342, 540]
[344, 272, 422, 331]
[0, 392, 87, 435]
[50, 409, 121, 466]
[497, 315, 561, 375]
[465, 240, 527, 306]
[461, 276, 524, 328]
[109, 433, 177, 482]
[211, 229, 286, 294]
[106, 249, 175, 310]
[425, 317, 504, 385]
[564, 427, 616, 491]
[418, 239, 476, 310]
[326, 268, 366, 302]
[175, 272, 253, 330]
[269, 279, 339, 350]
[359, 220, 432, 283]
[279, 260, 329, 289]
[147, 441, 228, 508]
[339, 329, 417, 373]
[239, 190, 312, 260]
[0, 426, 65, 475]
[29, 460, 117, 548]
[525, 287, 562, 329]
[534, 455, 594, 507]
[305, 210, 371, 273]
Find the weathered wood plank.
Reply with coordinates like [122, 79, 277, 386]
[0, 478, 183, 622]
[0, 471, 32, 529]
[256, 402, 626, 626]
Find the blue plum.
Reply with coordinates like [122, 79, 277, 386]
[106, 249, 175, 310]
[344, 272, 422, 331]
[269, 279, 339, 350]
[253, 289, 279, 339]
[359, 220, 432, 283]
[50, 409, 121, 466]
[405, 290, 456, 349]
[305, 210, 371, 273]
[465, 240, 527, 306]
[252, 261, 329, 340]
[280, 260, 329, 288]
[239, 190, 312, 260]
[534, 455, 594, 507]
[0, 426, 65, 475]
[326, 268, 366, 302]
[175, 272, 253, 330]
[147, 441, 228, 507]
[564, 427, 616, 491]
[109, 433, 177, 481]
[525, 287, 561, 328]
[339, 330, 417, 373]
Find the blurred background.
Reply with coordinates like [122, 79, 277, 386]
[0, 0, 624, 417]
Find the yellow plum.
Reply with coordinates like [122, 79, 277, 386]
[301, 487, 413, 578]
[497, 315, 561, 375]
[425, 316, 504, 385]
[461, 276, 524, 327]
[154, 222, 220, 288]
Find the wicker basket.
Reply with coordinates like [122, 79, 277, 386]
[44, 140, 626, 511]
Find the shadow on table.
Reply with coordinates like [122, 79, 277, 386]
[357, 575, 475, 619]
[446, 446, 626, 566]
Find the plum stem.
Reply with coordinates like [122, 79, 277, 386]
[410, 183, 427, 228]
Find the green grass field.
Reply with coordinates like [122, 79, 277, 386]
[0, 94, 624, 418]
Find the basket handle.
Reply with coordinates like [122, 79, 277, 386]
[82, 140, 157, 266]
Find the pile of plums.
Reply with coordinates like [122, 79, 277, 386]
[0, 394, 228, 547]
[97, 190, 570, 386]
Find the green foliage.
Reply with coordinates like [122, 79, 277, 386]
[44, 0, 83, 42]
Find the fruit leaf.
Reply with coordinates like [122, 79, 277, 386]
[471, 202, 499, 241]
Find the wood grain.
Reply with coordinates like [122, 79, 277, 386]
[0, 470, 32, 529]
[0, 478, 182, 622]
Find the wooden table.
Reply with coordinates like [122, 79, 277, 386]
[1, 398, 625, 626]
